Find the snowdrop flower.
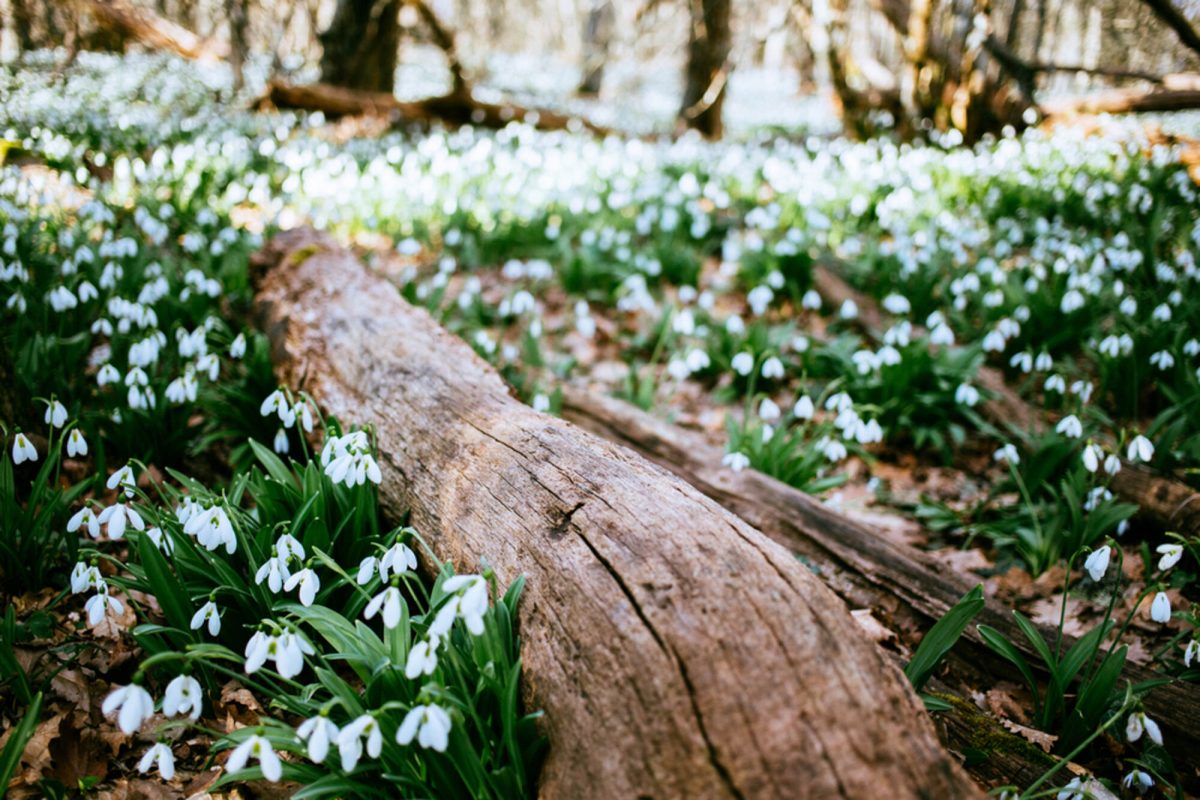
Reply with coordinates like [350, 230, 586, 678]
[145, 526, 173, 555]
[272, 428, 288, 454]
[1084, 546, 1111, 581]
[43, 399, 68, 428]
[748, 285, 774, 315]
[982, 330, 1006, 352]
[1126, 435, 1154, 463]
[185, 505, 237, 554]
[163, 674, 202, 721]
[1150, 592, 1172, 624]
[190, 600, 222, 636]
[1043, 374, 1066, 394]
[297, 715, 339, 764]
[396, 704, 452, 752]
[405, 637, 440, 679]
[337, 715, 383, 772]
[838, 299, 858, 320]
[1150, 350, 1175, 370]
[378, 541, 418, 580]
[11, 432, 36, 464]
[85, 585, 125, 626]
[929, 323, 955, 346]
[1055, 415, 1083, 438]
[731, 352, 754, 376]
[255, 556, 290, 593]
[67, 428, 88, 457]
[284, 567, 321, 607]
[96, 364, 121, 386]
[259, 389, 295, 427]
[137, 742, 175, 780]
[1034, 352, 1053, 371]
[70, 561, 102, 594]
[758, 398, 781, 421]
[994, 443, 1020, 464]
[801, 289, 821, 310]
[438, 574, 489, 636]
[1156, 544, 1183, 571]
[1103, 454, 1121, 475]
[1125, 711, 1163, 745]
[274, 630, 313, 678]
[226, 733, 282, 782]
[103, 682, 154, 735]
[761, 357, 784, 379]
[244, 631, 276, 674]
[954, 384, 979, 407]
[1123, 770, 1153, 794]
[882, 293, 910, 315]
[1185, 639, 1198, 667]
[107, 463, 136, 497]
[1081, 443, 1103, 473]
[821, 438, 848, 462]
[1056, 777, 1085, 800]
[364, 585, 404, 629]
[229, 333, 247, 359]
[793, 395, 814, 420]
[68, 505, 101, 538]
[722, 451, 750, 472]
[98, 502, 145, 540]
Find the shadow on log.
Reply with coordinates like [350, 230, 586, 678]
[260, 79, 611, 136]
[811, 262, 1200, 538]
[252, 227, 979, 799]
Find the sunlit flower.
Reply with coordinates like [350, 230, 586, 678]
[405, 636, 440, 679]
[1126, 434, 1154, 463]
[337, 714, 383, 772]
[163, 674, 203, 721]
[297, 715, 339, 764]
[85, 584, 124, 626]
[102, 682, 154, 735]
[11, 432, 36, 464]
[1150, 592, 1172, 624]
[1084, 546, 1110, 582]
[98, 502, 145, 540]
[284, 567, 320, 607]
[68, 505, 101, 538]
[190, 600, 222, 636]
[364, 585, 404, 629]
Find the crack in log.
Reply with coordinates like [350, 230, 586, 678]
[572, 527, 747, 800]
[549, 501, 586, 540]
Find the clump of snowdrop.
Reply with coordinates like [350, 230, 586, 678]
[320, 429, 382, 487]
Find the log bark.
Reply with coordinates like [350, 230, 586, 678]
[261, 79, 611, 135]
[811, 262, 1200, 536]
[253, 227, 980, 799]
[557, 384, 1200, 790]
[75, 0, 229, 61]
[1042, 86, 1200, 117]
[318, 0, 403, 93]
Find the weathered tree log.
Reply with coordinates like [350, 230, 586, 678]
[811, 262, 1200, 536]
[557, 384, 1200, 790]
[260, 79, 610, 135]
[254, 227, 979, 799]
[1042, 86, 1200, 118]
[74, 0, 229, 61]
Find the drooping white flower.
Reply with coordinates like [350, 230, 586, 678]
[1150, 592, 1172, 624]
[1055, 415, 1083, 439]
[1084, 546, 1111, 582]
[145, 527, 173, 555]
[185, 505, 237, 553]
[11, 432, 36, 465]
[396, 704, 452, 752]
[722, 451, 750, 472]
[273, 428, 289, 454]
[405, 637, 440, 679]
[1081, 443, 1102, 473]
[284, 567, 320, 607]
[162, 674, 203, 721]
[68, 505, 101, 538]
[1156, 543, 1183, 571]
[67, 428, 88, 457]
[244, 631, 276, 674]
[364, 586, 404, 629]
[758, 398, 781, 421]
[297, 715, 339, 764]
[274, 630, 313, 679]
[98, 502, 145, 540]
[1122, 769, 1153, 794]
[731, 352, 754, 376]
[106, 463, 137, 497]
[380, 542, 418, 580]
[190, 600, 222, 636]
[1185, 639, 1199, 668]
[1126, 435, 1154, 463]
[137, 742, 175, 780]
[70, 561, 102, 594]
[1125, 711, 1163, 745]
[226, 734, 282, 782]
[993, 443, 1019, 464]
[43, 399, 68, 428]
[441, 574, 488, 636]
[229, 333, 247, 359]
[337, 715, 383, 772]
[761, 357, 784, 379]
[102, 683, 155, 735]
[255, 557, 289, 594]
[85, 585, 124, 626]
[954, 384, 979, 407]
[1056, 777, 1085, 800]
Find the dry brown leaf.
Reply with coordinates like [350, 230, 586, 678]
[999, 718, 1058, 753]
[47, 715, 110, 787]
[850, 608, 898, 645]
[16, 712, 63, 786]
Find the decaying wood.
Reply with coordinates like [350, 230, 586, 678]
[260, 79, 610, 135]
[1042, 85, 1200, 118]
[811, 262, 1200, 536]
[254, 227, 979, 799]
[74, 0, 229, 61]
[557, 384, 1200, 790]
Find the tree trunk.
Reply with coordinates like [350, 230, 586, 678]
[557, 384, 1200, 790]
[679, 0, 732, 138]
[318, 0, 402, 93]
[578, 0, 614, 96]
[253, 227, 980, 800]
[225, 0, 249, 93]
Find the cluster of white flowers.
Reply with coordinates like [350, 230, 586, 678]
[320, 429, 383, 488]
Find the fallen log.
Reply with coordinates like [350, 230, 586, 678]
[811, 262, 1200, 536]
[558, 384, 1200, 790]
[74, 0, 228, 61]
[1041, 85, 1200, 118]
[253, 228, 979, 799]
[261, 79, 611, 136]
